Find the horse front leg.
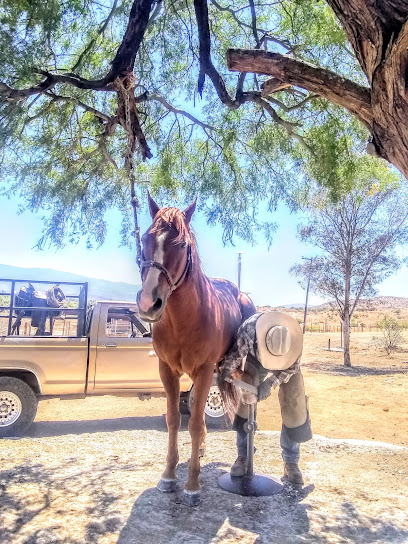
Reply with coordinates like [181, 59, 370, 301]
[157, 359, 181, 493]
[183, 364, 214, 506]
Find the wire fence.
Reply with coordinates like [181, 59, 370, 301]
[303, 321, 383, 333]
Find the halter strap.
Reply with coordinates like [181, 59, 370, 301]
[140, 245, 192, 294]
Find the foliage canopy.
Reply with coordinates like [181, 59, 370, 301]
[0, 0, 401, 247]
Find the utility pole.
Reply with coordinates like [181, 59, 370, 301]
[302, 257, 315, 334]
[237, 252, 245, 291]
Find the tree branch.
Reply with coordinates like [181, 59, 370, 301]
[193, 0, 240, 107]
[146, 93, 216, 131]
[103, 0, 156, 82]
[227, 49, 373, 127]
[0, 71, 112, 102]
[44, 91, 112, 122]
[248, 0, 261, 48]
[261, 90, 318, 112]
[0, 0, 156, 102]
[71, 0, 120, 72]
[244, 92, 313, 152]
[209, 0, 291, 51]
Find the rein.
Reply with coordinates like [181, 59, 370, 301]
[140, 245, 192, 294]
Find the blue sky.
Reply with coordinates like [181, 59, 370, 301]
[0, 193, 407, 307]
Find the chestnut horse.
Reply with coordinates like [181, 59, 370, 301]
[137, 194, 255, 506]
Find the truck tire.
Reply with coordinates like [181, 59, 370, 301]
[0, 377, 38, 438]
[187, 379, 232, 429]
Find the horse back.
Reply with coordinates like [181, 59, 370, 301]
[209, 278, 256, 325]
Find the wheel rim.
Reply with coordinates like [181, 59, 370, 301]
[204, 386, 226, 418]
[0, 391, 22, 427]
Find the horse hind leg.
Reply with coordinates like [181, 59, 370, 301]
[157, 360, 180, 493]
[238, 291, 256, 323]
[183, 365, 214, 506]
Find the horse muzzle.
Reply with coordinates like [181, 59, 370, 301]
[137, 288, 166, 322]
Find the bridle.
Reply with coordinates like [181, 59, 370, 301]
[140, 244, 192, 295]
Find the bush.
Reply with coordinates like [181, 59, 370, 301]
[378, 316, 405, 355]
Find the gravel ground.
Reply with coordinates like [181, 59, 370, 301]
[1, 424, 407, 544]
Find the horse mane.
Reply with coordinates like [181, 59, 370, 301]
[150, 207, 201, 270]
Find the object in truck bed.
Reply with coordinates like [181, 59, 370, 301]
[12, 284, 66, 335]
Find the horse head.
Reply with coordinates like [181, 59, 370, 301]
[137, 193, 197, 322]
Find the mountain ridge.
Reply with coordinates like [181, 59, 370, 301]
[0, 263, 141, 301]
[2, 264, 407, 309]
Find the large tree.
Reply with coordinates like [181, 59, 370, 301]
[0, 0, 405, 249]
[290, 184, 408, 367]
[227, 1, 408, 179]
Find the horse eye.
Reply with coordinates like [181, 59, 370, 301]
[180, 242, 187, 249]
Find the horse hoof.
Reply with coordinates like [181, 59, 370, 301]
[183, 490, 201, 507]
[157, 479, 177, 493]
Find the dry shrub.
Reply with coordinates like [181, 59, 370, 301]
[378, 316, 405, 354]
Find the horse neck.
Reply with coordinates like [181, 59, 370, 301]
[162, 265, 209, 328]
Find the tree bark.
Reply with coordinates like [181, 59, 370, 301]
[227, 2, 408, 180]
[343, 311, 352, 367]
[343, 254, 352, 367]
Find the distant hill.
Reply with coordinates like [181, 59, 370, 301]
[259, 296, 408, 314]
[0, 263, 140, 301]
[311, 296, 408, 312]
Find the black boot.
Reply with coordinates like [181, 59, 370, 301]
[233, 415, 248, 456]
[230, 415, 248, 476]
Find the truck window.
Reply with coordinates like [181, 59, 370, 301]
[106, 307, 150, 338]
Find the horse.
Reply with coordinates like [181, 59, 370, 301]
[137, 193, 256, 506]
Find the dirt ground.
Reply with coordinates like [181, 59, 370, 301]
[1, 331, 408, 543]
[258, 332, 408, 447]
[28, 331, 408, 447]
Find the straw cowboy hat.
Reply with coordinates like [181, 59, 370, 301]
[255, 311, 303, 370]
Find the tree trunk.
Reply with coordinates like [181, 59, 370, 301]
[343, 251, 352, 367]
[343, 312, 352, 367]
[226, 2, 408, 178]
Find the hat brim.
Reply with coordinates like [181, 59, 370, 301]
[255, 311, 303, 370]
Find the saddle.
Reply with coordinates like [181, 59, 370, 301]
[13, 284, 66, 334]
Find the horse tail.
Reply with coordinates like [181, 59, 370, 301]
[217, 290, 256, 420]
[217, 372, 240, 421]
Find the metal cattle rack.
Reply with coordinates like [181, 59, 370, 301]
[0, 279, 88, 337]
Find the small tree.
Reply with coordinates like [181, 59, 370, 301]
[290, 186, 408, 367]
[378, 316, 405, 356]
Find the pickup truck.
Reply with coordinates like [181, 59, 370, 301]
[0, 279, 226, 437]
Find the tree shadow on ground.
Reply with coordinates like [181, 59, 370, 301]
[2, 458, 407, 544]
[24, 413, 231, 438]
[306, 362, 408, 376]
[0, 460, 124, 543]
[117, 461, 408, 544]
[117, 461, 315, 544]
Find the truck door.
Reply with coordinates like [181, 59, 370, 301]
[93, 304, 162, 391]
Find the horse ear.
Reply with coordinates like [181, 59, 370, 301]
[183, 199, 197, 225]
[148, 191, 160, 219]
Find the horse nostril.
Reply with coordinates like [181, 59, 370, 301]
[152, 298, 163, 312]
